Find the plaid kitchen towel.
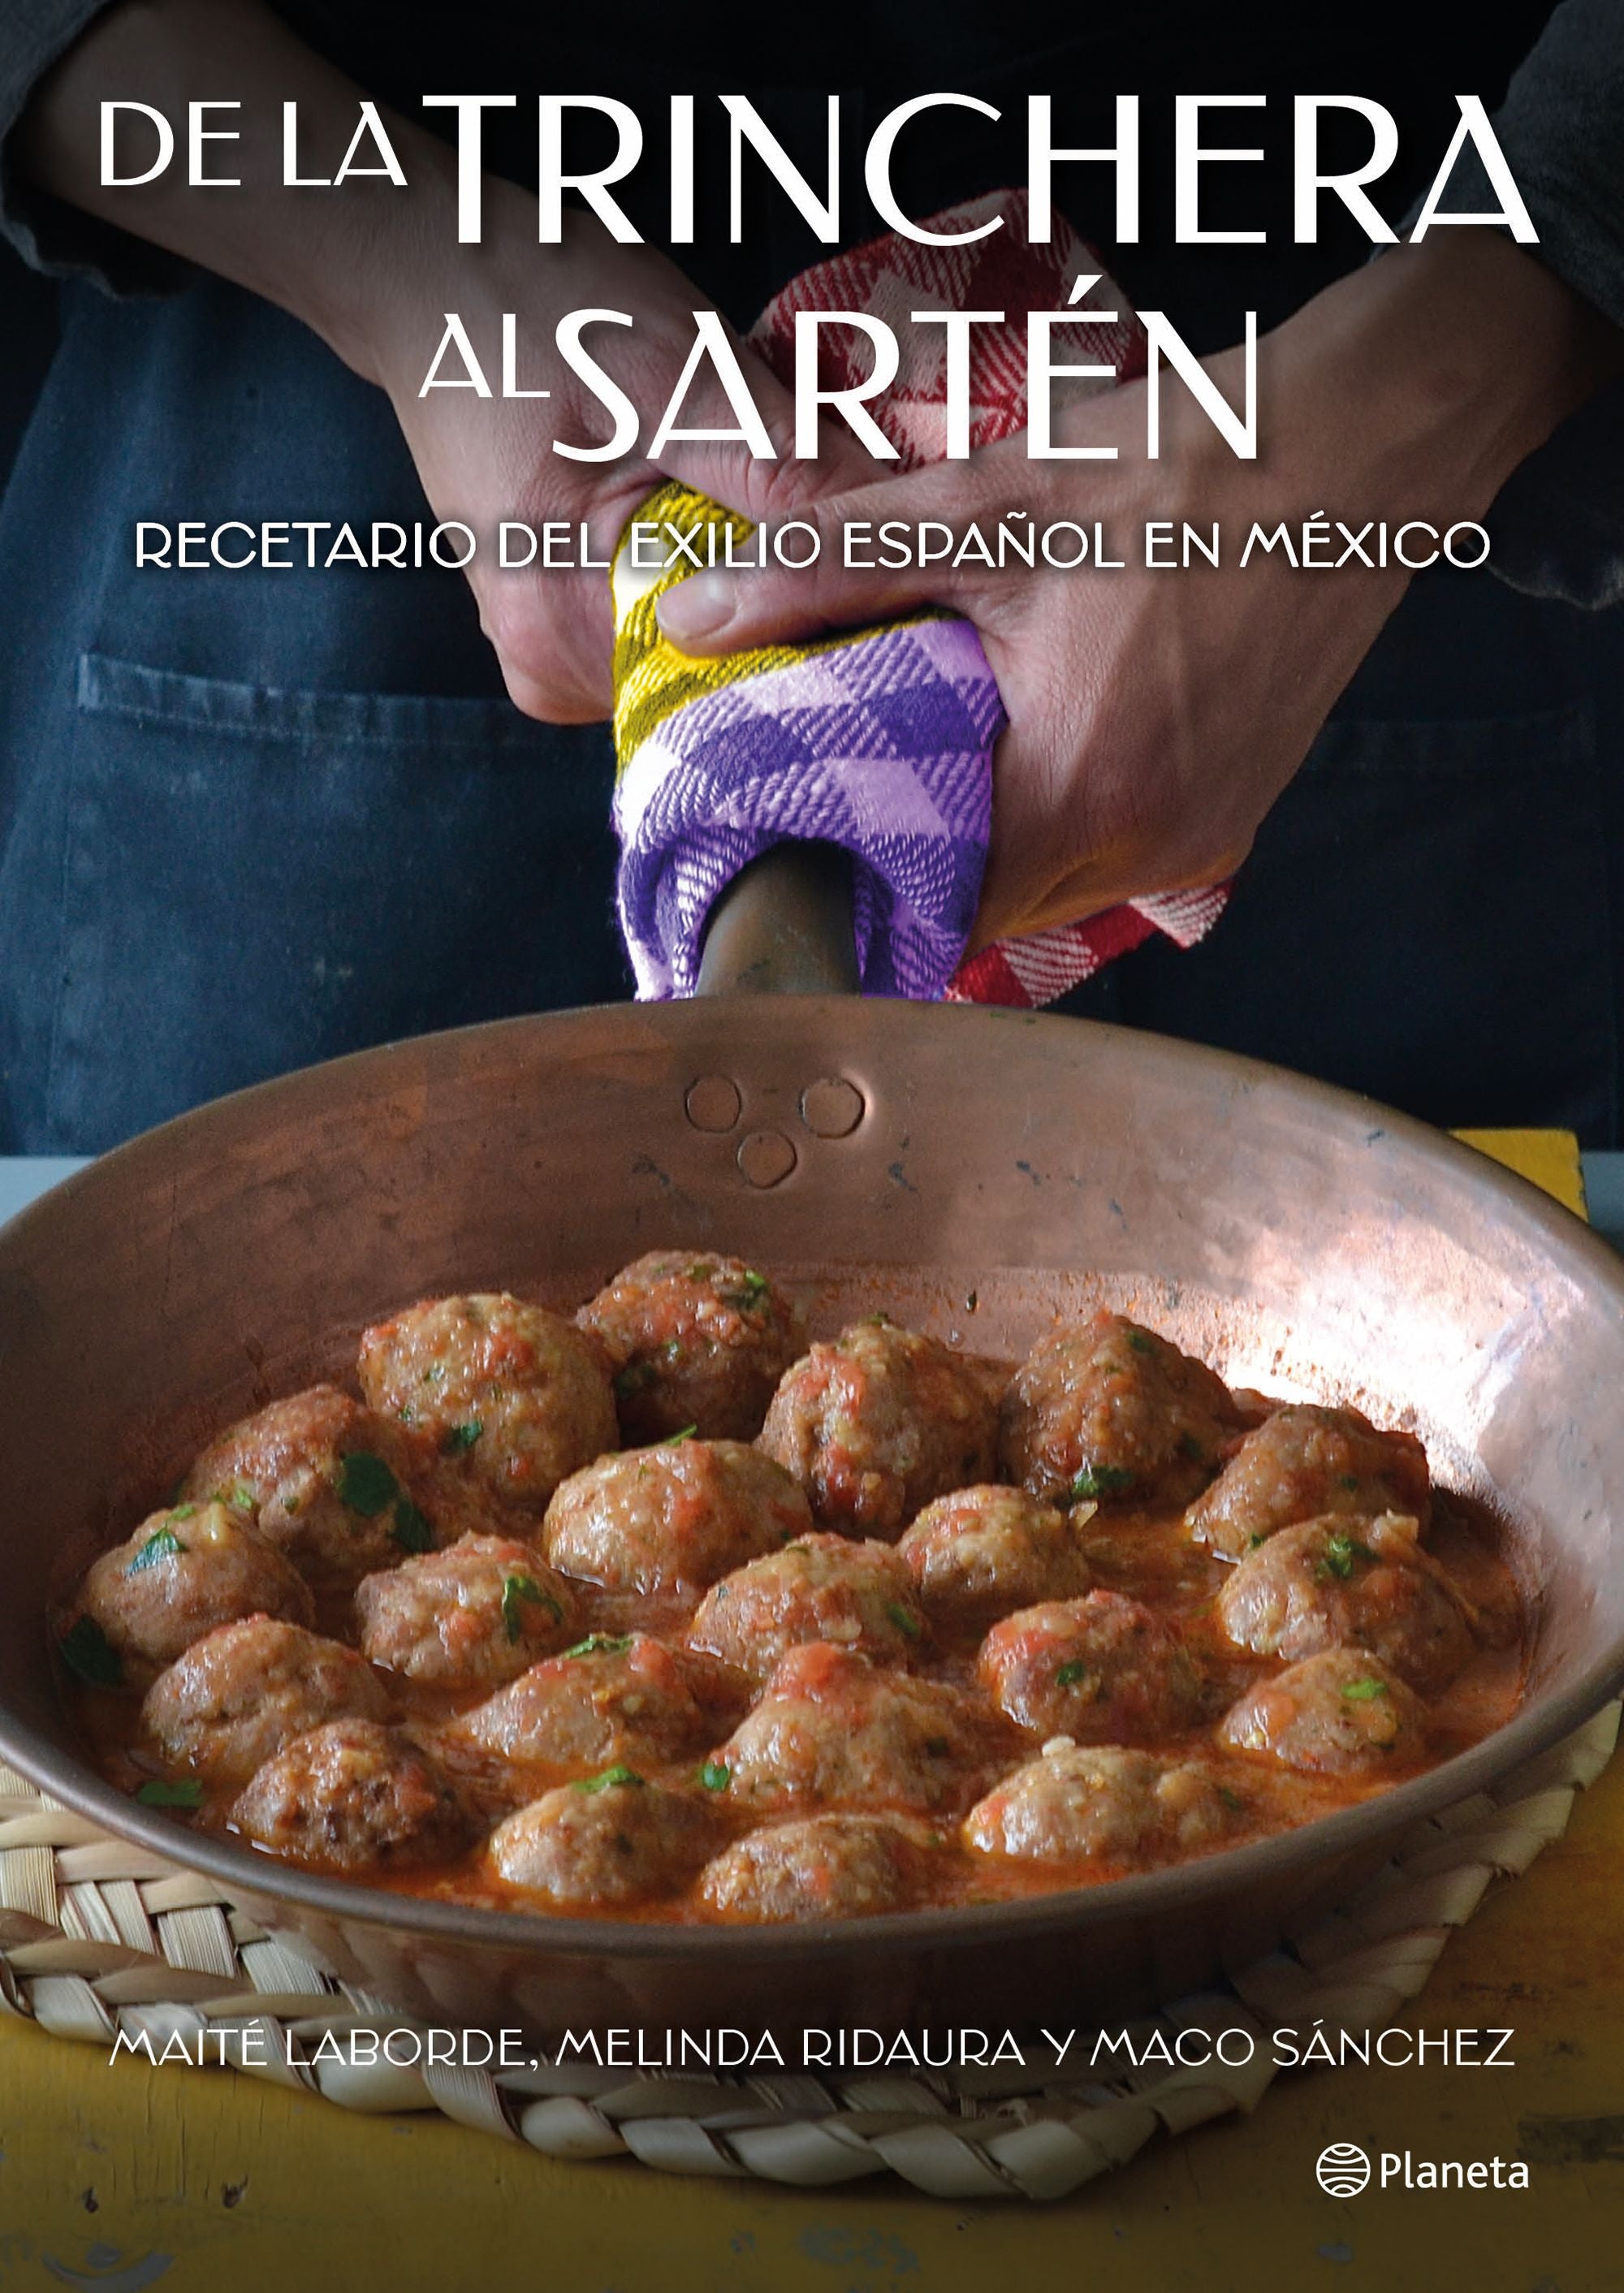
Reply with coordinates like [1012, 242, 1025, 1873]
[611, 188, 1232, 1004]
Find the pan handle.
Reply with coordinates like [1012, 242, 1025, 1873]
[694, 842, 861, 999]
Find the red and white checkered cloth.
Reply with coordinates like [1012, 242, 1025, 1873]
[747, 188, 1231, 1008]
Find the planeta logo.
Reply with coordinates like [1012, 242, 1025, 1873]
[1316, 2144, 1372, 2197]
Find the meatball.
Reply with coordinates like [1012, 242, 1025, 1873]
[688, 1534, 926, 1680]
[1217, 1649, 1428, 1775]
[978, 1591, 1204, 1743]
[543, 1439, 810, 1596]
[578, 1250, 805, 1442]
[489, 1774, 721, 1907]
[899, 1486, 1091, 1626]
[357, 1294, 617, 1513]
[61, 1502, 314, 1691]
[453, 1633, 745, 1770]
[1000, 1310, 1241, 1508]
[182, 1384, 450, 1583]
[355, 1534, 577, 1689]
[1186, 1402, 1432, 1560]
[757, 1317, 999, 1537]
[964, 1742, 1243, 1865]
[699, 1812, 942, 1923]
[231, 1718, 472, 1871]
[715, 1643, 991, 1815]
[1215, 1513, 1474, 1693]
[142, 1617, 390, 1783]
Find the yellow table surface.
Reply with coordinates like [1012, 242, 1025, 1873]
[2, 1129, 1618, 2293]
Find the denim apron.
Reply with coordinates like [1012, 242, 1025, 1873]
[1060, 562, 1624, 1143]
[0, 279, 628, 1153]
[1, 264, 1620, 1152]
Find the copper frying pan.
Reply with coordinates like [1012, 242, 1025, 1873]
[1, 853, 1622, 2040]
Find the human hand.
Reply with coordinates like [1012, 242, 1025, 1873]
[657, 234, 1618, 948]
[19, 0, 870, 726]
[361, 183, 873, 721]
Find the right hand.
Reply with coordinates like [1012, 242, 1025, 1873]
[18, 0, 871, 728]
[362, 184, 874, 723]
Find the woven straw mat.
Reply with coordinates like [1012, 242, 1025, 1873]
[0, 1704, 1615, 2204]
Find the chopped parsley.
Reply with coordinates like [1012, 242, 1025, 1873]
[564, 1633, 633, 1660]
[1340, 1677, 1389, 1702]
[389, 1499, 436, 1555]
[885, 1602, 922, 1641]
[662, 1424, 698, 1445]
[572, 1764, 645, 1794]
[613, 1361, 659, 1397]
[1319, 1531, 1376, 1581]
[227, 1479, 257, 1513]
[58, 1615, 123, 1688]
[686, 1261, 716, 1281]
[719, 1269, 771, 1311]
[698, 1760, 732, 1793]
[1217, 1784, 1247, 1812]
[336, 1450, 434, 1552]
[501, 1572, 562, 1642]
[1337, 1473, 1363, 1492]
[1177, 1431, 1208, 1464]
[1069, 1463, 1135, 1501]
[1247, 1531, 1268, 1549]
[127, 1524, 184, 1574]
[441, 1419, 483, 1456]
[136, 1778, 204, 1809]
[335, 1450, 401, 1517]
[1125, 1330, 1154, 1356]
[1055, 1659, 1091, 1689]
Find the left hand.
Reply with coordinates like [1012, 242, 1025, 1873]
[656, 234, 1619, 950]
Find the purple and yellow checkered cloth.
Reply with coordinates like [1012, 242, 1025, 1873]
[608, 192, 1232, 1006]
[611, 480, 1004, 998]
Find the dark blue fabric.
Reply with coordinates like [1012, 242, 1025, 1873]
[1, 274, 1622, 1152]
[1059, 564, 1624, 1144]
[0, 279, 628, 1152]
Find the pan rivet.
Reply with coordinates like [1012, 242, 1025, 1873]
[737, 1129, 797, 1188]
[685, 1075, 743, 1133]
[799, 1077, 866, 1138]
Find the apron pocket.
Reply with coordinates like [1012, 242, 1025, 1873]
[50, 650, 626, 1146]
